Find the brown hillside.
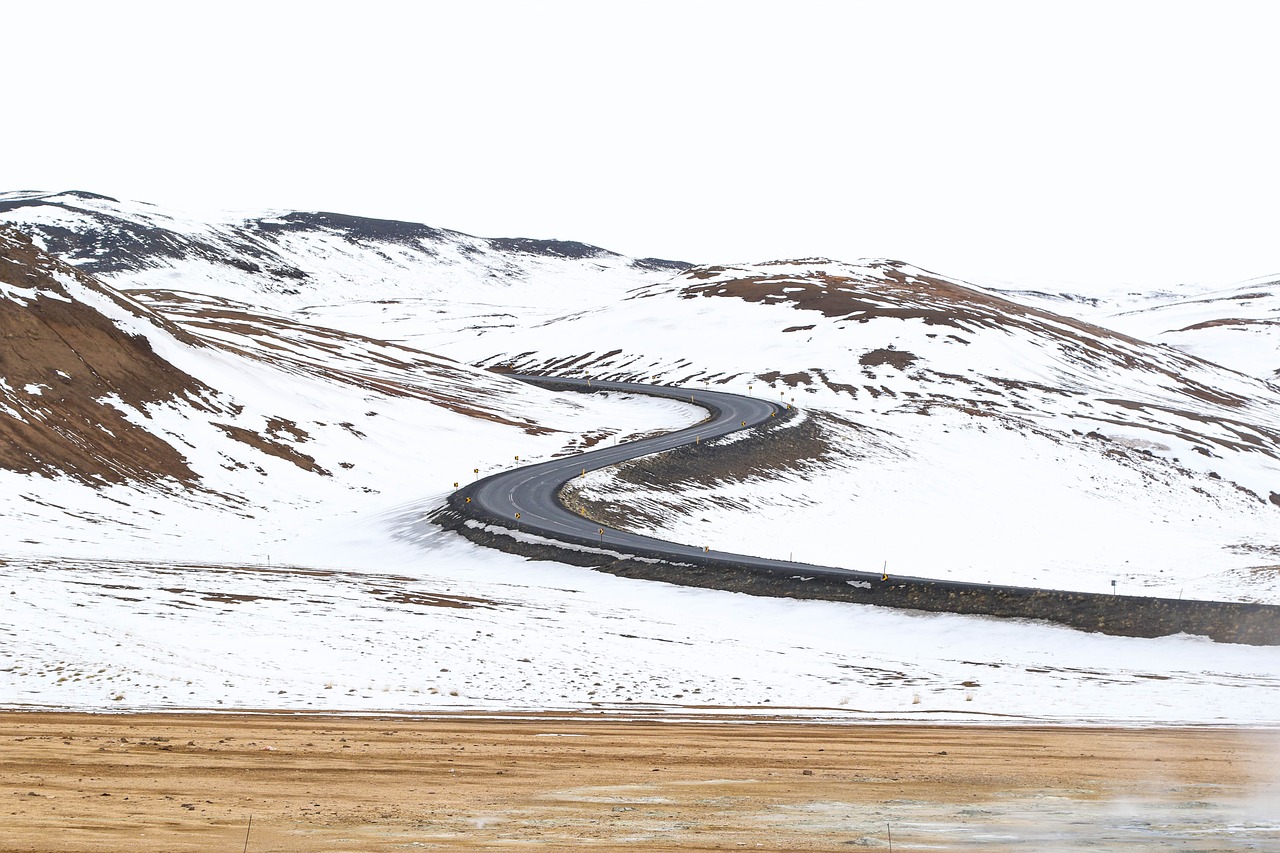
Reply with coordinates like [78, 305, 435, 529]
[0, 226, 219, 484]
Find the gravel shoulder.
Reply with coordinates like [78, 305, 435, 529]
[2, 712, 1277, 851]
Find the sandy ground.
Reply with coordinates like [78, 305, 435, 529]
[1, 712, 1277, 851]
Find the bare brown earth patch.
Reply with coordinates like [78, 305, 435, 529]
[754, 369, 813, 388]
[859, 347, 919, 370]
[0, 228, 219, 483]
[1176, 316, 1280, 332]
[672, 261, 1253, 408]
[1, 713, 1275, 852]
[131, 288, 559, 435]
[213, 423, 330, 475]
[369, 589, 499, 609]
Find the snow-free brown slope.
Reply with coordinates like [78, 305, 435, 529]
[0, 227, 219, 483]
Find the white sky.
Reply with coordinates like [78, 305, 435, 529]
[4, 1, 1280, 293]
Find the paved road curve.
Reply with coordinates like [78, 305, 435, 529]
[443, 375, 1280, 644]
[452, 374, 888, 584]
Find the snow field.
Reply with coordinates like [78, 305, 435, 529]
[4, 530, 1279, 725]
[571, 408, 1280, 602]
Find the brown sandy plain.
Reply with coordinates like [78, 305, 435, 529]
[2, 712, 1277, 851]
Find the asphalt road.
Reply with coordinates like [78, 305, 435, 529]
[445, 375, 1280, 644]
[454, 375, 888, 584]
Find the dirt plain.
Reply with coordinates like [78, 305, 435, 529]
[2, 712, 1277, 851]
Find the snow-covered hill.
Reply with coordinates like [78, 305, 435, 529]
[0, 224, 703, 559]
[3, 193, 1279, 724]
[1101, 276, 1280, 380]
[985, 276, 1280, 383]
[456, 259, 1280, 602]
[0, 189, 686, 318]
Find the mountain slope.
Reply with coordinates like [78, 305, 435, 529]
[1101, 276, 1280, 380]
[0, 223, 704, 560]
[0, 226, 220, 482]
[983, 275, 1280, 383]
[455, 259, 1280, 602]
[0, 190, 687, 304]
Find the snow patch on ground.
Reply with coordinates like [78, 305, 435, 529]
[4, 531, 1279, 725]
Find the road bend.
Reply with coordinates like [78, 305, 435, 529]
[453, 374, 890, 585]
[441, 375, 1280, 645]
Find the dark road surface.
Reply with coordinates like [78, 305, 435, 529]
[454, 375, 890, 583]
[441, 375, 1280, 644]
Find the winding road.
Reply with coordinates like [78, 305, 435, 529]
[453, 375, 896, 585]
[440, 374, 1280, 645]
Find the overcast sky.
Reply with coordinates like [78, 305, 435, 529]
[5, 1, 1279, 292]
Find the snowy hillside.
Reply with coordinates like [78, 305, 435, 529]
[457, 259, 1280, 603]
[0, 190, 686, 326]
[1101, 276, 1280, 381]
[986, 276, 1280, 383]
[0, 224, 704, 560]
[3, 194, 1279, 724]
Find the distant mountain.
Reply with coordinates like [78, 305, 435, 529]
[0, 190, 690, 302]
[1100, 277, 1280, 380]
[984, 276, 1280, 382]
[8, 190, 1279, 382]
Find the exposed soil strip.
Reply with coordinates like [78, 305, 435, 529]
[2, 712, 1275, 852]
